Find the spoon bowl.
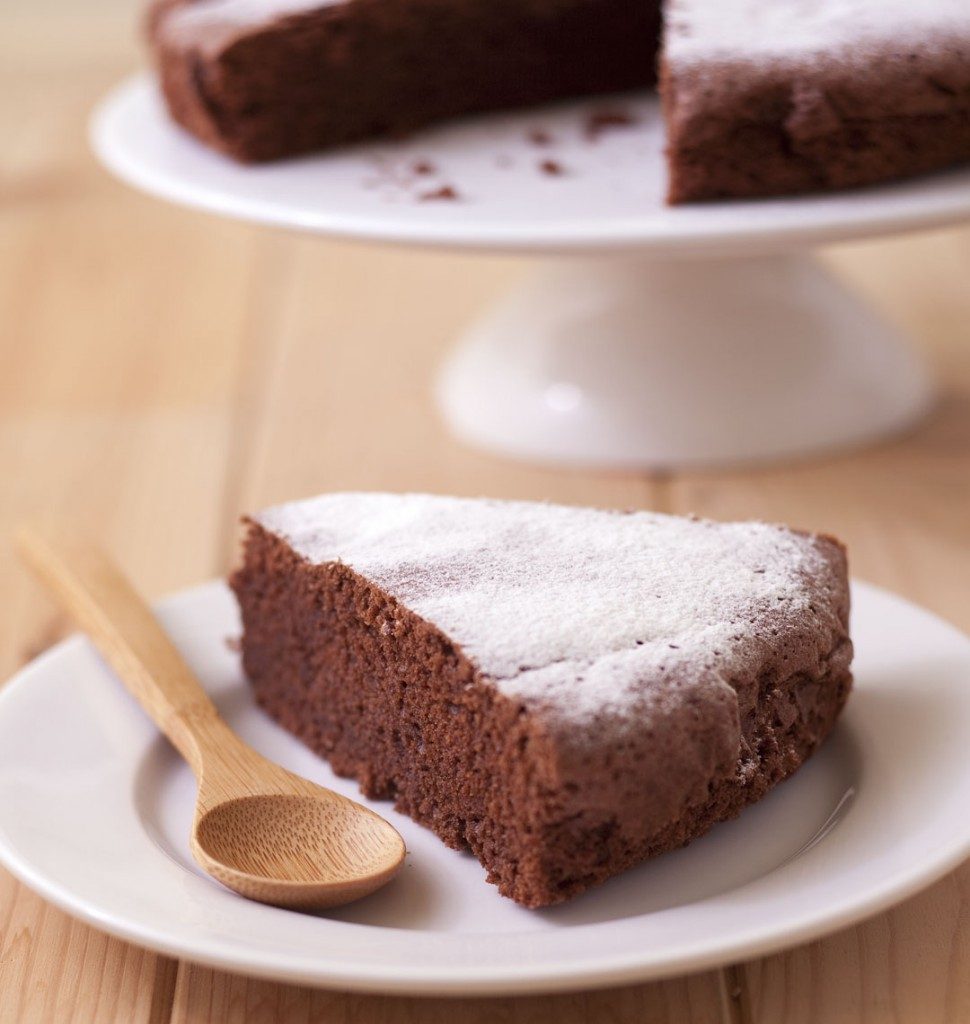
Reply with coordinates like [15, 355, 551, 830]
[192, 786, 405, 909]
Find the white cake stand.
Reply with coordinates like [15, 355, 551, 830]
[92, 75, 970, 468]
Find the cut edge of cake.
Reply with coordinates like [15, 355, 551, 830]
[662, 0, 970, 202]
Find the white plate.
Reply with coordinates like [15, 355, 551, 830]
[1, 580, 969, 994]
[92, 76, 970, 256]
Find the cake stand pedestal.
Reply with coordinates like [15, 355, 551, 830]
[92, 76, 970, 469]
[439, 253, 927, 467]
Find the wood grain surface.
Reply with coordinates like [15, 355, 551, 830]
[2, 3, 968, 1021]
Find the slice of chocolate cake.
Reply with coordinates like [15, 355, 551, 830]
[230, 492, 852, 907]
[227, 493, 848, 905]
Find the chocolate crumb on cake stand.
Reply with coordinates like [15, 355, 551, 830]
[92, 76, 970, 468]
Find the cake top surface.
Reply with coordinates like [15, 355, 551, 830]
[255, 492, 845, 726]
[665, 0, 970, 65]
[157, 0, 346, 49]
[160, 0, 970, 59]
[164, 0, 344, 32]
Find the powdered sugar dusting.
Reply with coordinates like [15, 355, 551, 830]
[161, 0, 348, 49]
[171, 0, 345, 27]
[665, 0, 970, 65]
[256, 492, 840, 723]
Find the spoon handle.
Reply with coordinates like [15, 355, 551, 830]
[16, 523, 227, 776]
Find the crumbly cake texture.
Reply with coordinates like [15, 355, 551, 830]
[230, 492, 853, 907]
[661, 0, 970, 202]
[148, 0, 970, 201]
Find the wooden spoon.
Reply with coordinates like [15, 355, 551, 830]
[17, 524, 406, 910]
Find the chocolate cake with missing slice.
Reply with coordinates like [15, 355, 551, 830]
[230, 492, 852, 907]
[148, 0, 970, 201]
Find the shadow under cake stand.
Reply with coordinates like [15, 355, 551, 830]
[93, 75, 970, 469]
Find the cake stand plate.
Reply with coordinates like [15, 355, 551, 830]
[92, 75, 970, 467]
[2, 580, 970, 993]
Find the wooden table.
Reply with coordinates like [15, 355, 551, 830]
[3, 4, 970, 1021]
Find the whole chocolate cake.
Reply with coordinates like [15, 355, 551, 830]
[148, 0, 970, 201]
[230, 492, 853, 907]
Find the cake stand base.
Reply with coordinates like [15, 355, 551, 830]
[436, 254, 933, 469]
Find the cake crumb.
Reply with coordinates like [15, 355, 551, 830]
[412, 159, 437, 175]
[419, 185, 460, 201]
[539, 159, 566, 176]
[528, 128, 555, 146]
[585, 108, 639, 140]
